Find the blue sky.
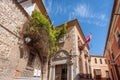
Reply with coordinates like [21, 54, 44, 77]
[43, 0, 114, 56]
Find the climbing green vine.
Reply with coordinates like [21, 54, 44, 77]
[25, 10, 66, 54]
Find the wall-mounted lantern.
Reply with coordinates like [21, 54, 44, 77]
[25, 36, 31, 43]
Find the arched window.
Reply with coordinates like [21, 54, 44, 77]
[95, 58, 97, 64]
[105, 59, 107, 64]
[100, 59, 102, 64]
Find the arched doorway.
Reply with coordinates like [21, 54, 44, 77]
[49, 50, 72, 80]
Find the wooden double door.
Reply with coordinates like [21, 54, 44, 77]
[55, 64, 67, 80]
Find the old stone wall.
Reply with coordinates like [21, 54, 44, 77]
[0, 0, 28, 79]
[58, 26, 74, 53]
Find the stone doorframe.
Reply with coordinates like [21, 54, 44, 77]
[49, 50, 73, 80]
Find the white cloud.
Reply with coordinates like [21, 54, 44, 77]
[55, 4, 63, 15]
[74, 4, 90, 18]
[43, 0, 68, 15]
[86, 20, 106, 27]
[99, 14, 106, 20]
[69, 4, 90, 19]
[43, 1, 108, 27]
[69, 4, 107, 19]
[69, 3, 108, 27]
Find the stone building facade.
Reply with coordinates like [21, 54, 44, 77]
[49, 19, 90, 80]
[104, 0, 120, 80]
[0, 0, 28, 79]
[0, 0, 50, 80]
[90, 55, 109, 80]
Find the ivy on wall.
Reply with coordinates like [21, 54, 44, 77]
[24, 10, 66, 54]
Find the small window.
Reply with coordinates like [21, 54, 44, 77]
[100, 59, 102, 64]
[105, 59, 107, 64]
[95, 58, 97, 64]
[111, 50, 115, 59]
[118, 34, 120, 48]
[118, 67, 120, 78]
[66, 33, 70, 38]
[58, 36, 64, 43]
[116, 31, 120, 48]
[27, 53, 35, 67]
[106, 71, 110, 78]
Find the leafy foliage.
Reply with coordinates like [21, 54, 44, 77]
[26, 10, 66, 54]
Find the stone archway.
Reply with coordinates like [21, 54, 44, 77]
[49, 50, 72, 80]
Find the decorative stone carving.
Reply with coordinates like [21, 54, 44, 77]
[56, 52, 67, 58]
[52, 50, 70, 61]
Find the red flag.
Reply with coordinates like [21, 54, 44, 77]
[78, 34, 92, 50]
[84, 34, 92, 44]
